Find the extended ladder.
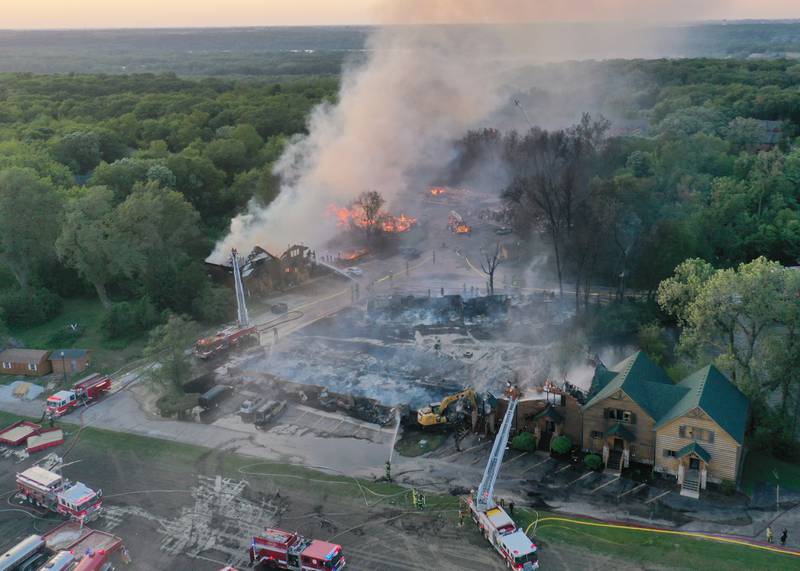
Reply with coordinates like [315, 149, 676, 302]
[475, 395, 518, 511]
[231, 249, 250, 328]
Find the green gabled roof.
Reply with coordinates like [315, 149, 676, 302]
[583, 352, 680, 420]
[655, 365, 750, 444]
[676, 442, 711, 463]
[588, 365, 618, 398]
[606, 422, 636, 441]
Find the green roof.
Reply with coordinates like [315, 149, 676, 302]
[583, 352, 679, 420]
[654, 365, 750, 444]
[676, 442, 711, 463]
[585, 354, 750, 445]
[606, 422, 636, 441]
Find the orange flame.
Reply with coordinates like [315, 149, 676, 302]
[328, 204, 417, 234]
[430, 187, 446, 196]
[454, 223, 472, 234]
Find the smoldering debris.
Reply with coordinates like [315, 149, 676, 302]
[244, 295, 570, 409]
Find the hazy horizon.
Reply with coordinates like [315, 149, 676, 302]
[2, 0, 800, 30]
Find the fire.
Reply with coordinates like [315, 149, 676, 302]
[328, 204, 417, 234]
[454, 223, 472, 234]
[430, 187, 446, 196]
[342, 248, 368, 261]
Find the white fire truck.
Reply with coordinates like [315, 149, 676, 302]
[249, 528, 345, 570]
[16, 465, 103, 522]
[467, 388, 539, 570]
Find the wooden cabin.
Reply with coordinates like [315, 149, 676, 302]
[582, 352, 749, 498]
[0, 349, 52, 377]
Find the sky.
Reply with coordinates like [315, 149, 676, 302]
[2, 0, 800, 29]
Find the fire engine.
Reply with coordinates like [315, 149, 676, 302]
[46, 373, 112, 417]
[195, 249, 260, 360]
[16, 465, 103, 522]
[467, 387, 539, 570]
[249, 528, 345, 570]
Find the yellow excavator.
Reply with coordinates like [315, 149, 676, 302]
[417, 388, 479, 428]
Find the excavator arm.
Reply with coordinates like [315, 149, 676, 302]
[417, 389, 478, 427]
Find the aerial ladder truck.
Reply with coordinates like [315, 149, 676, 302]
[194, 249, 260, 359]
[467, 386, 539, 570]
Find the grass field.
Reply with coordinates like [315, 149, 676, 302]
[515, 509, 800, 571]
[741, 450, 800, 495]
[7, 298, 146, 376]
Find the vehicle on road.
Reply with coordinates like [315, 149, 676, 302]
[254, 400, 287, 428]
[199, 385, 232, 410]
[249, 528, 345, 570]
[195, 249, 260, 359]
[271, 302, 289, 314]
[45, 373, 112, 417]
[238, 399, 259, 419]
[344, 267, 363, 277]
[467, 387, 538, 570]
[399, 247, 422, 259]
[16, 466, 103, 522]
[194, 325, 259, 359]
[495, 226, 513, 235]
[0, 534, 47, 571]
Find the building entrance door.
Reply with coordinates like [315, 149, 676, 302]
[613, 438, 624, 451]
[689, 457, 700, 470]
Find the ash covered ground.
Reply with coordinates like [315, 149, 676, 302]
[246, 293, 573, 408]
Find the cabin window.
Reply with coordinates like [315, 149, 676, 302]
[663, 449, 677, 458]
[547, 392, 566, 407]
[1, 361, 10, 369]
[679, 426, 715, 443]
[27, 362, 38, 371]
[606, 409, 636, 424]
[590, 431, 604, 439]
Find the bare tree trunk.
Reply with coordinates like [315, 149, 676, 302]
[9, 265, 29, 291]
[94, 281, 111, 309]
[551, 230, 563, 297]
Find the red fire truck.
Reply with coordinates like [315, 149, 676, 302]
[249, 528, 345, 570]
[194, 325, 259, 359]
[46, 373, 112, 417]
[16, 465, 103, 522]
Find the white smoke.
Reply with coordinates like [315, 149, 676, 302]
[211, 1, 714, 259]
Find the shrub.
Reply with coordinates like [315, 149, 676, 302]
[719, 479, 736, 496]
[584, 453, 603, 471]
[156, 392, 200, 419]
[0, 287, 62, 327]
[101, 297, 161, 340]
[551, 435, 572, 455]
[511, 432, 537, 452]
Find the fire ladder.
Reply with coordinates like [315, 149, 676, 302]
[231, 249, 250, 328]
[475, 395, 518, 511]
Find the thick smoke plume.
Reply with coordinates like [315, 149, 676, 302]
[212, 1, 704, 258]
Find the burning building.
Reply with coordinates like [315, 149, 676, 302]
[329, 204, 417, 235]
[448, 211, 472, 235]
[206, 245, 327, 296]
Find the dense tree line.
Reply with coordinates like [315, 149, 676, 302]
[0, 73, 336, 334]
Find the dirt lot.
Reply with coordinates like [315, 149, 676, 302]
[0, 425, 505, 571]
[2, 414, 798, 570]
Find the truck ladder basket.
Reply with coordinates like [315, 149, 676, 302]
[476, 397, 518, 512]
[232, 249, 250, 328]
